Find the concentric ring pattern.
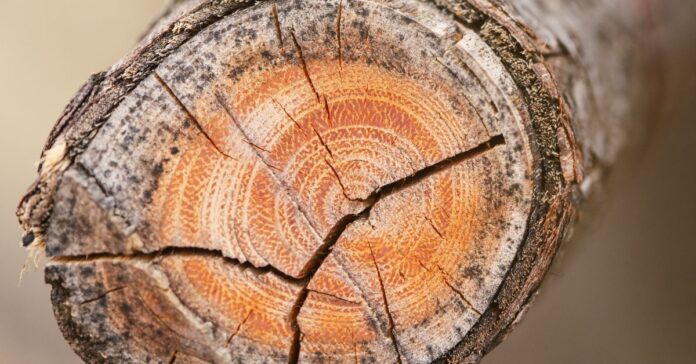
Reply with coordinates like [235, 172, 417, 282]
[54, 1, 534, 363]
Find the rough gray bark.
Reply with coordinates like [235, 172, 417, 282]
[17, 0, 657, 363]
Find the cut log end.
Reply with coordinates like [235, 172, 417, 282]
[18, 0, 611, 363]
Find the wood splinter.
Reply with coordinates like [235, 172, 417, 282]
[17, 0, 655, 363]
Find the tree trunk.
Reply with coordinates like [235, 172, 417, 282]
[17, 0, 658, 363]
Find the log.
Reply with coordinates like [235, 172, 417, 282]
[16, 0, 657, 363]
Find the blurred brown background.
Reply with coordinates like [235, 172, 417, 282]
[0, 1, 693, 363]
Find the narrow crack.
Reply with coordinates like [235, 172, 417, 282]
[323, 96, 333, 126]
[325, 159, 351, 200]
[436, 265, 482, 316]
[289, 30, 321, 103]
[214, 92, 324, 240]
[242, 139, 273, 154]
[168, 351, 177, 364]
[421, 215, 483, 315]
[74, 162, 109, 196]
[307, 289, 360, 305]
[312, 127, 334, 158]
[432, 56, 492, 136]
[80, 286, 126, 305]
[72, 162, 133, 235]
[272, 97, 305, 133]
[336, 0, 344, 69]
[414, 257, 432, 273]
[368, 242, 403, 364]
[134, 291, 200, 350]
[424, 216, 445, 240]
[226, 310, 252, 347]
[271, 3, 283, 48]
[154, 73, 238, 161]
[423, 213, 482, 316]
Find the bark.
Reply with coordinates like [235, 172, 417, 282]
[17, 1, 658, 363]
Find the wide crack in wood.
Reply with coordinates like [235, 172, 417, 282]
[287, 135, 505, 363]
[288, 207, 371, 364]
[358, 134, 505, 204]
[56, 98, 505, 362]
[287, 289, 308, 364]
[51, 246, 301, 285]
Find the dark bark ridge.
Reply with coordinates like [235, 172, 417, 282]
[432, 1, 576, 362]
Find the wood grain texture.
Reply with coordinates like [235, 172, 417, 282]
[18, 0, 654, 363]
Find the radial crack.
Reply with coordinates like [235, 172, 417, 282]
[242, 139, 273, 154]
[312, 127, 334, 158]
[167, 351, 177, 364]
[272, 97, 304, 133]
[325, 159, 351, 200]
[436, 265, 481, 315]
[307, 289, 361, 305]
[433, 56, 492, 136]
[86, 89, 505, 363]
[289, 30, 321, 102]
[135, 291, 197, 346]
[51, 246, 301, 284]
[74, 162, 109, 196]
[361, 134, 505, 204]
[288, 207, 371, 364]
[80, 286, 126, 305]
[287, 135, 505, 361]
[368, 242, 403, 364]
[287, 288, 308, 364]
[336, 0, 344, 69]
[214, 91, 324, 240]
[271, 3, 283, 48]
[226, 310, 253, 347]
[424, 216, 444, 239]
[154, 73, 238, 161]
[323, 96, 333, 126]
[400, 244, 481, 315]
